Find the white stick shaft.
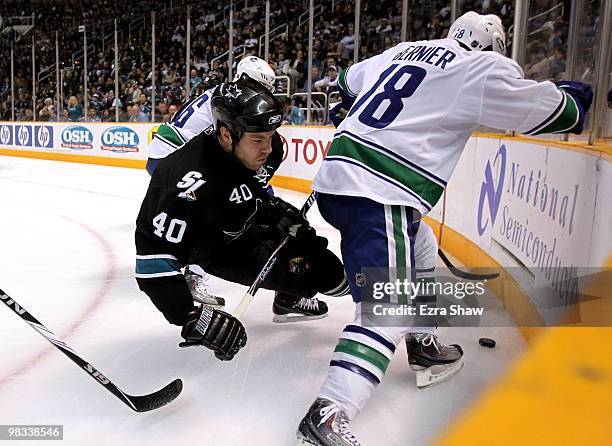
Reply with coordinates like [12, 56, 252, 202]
[231, 192, 316, 319]
[233, 293, 255, 319]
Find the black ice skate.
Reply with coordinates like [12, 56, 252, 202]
[184, 269, 225, 308]
[297, 398, 362, 446]
[406, 333, 463, 388]
[272, 292, 328, 323]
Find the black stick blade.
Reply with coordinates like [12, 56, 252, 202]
[127, 379, 183, 413]
[1, 289, 183, 413]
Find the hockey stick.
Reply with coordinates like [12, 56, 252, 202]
[233, 192, 317, 318]
[438, 249, 500, 280]
[0, 289, 182, 412]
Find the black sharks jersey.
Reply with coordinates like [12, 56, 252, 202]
[135, 129, 283, 290]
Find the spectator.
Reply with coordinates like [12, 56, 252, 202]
[190, 69, 203, 91]
[163, 68, 178, 87]
[139, 95, 152, 117]
[66, 96, 83, 122]
[101, 108, 113, 122]
[128, 103, 149, 122]
[286, 50, 306, 89]
[244, 32, 258, 48]
[276, 52, 290, 76]
[39, 98, 56, 121]
[338, 24, 355, 60]
[306, 65, 322, 92]
[22, 109, 34, 121]
[131, 83, 143, 104]
[87, 107, 101, 122]
[163, 104, 178, 123]
[90, 93, 104, 115]
[314, 65, 339, 92]
[0, 100, 10, 120]
[289, 97, 305, 125]
[157, 101, 169, 121]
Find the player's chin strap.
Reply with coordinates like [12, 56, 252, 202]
[229, 129, 242, 155]
[217, 121, 242, 155]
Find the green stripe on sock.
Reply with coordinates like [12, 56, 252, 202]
[334, 339, 390, 373]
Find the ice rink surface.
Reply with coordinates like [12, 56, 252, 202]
[0, 156, 526, 445]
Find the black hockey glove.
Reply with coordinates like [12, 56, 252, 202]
[265, 196, 315, 241]
[180, 305, 247, 361]
[256, 197, 327, 259]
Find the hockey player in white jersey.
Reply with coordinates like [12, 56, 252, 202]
[146, 57, 277, 171]
[297, 12, 592, 446]
[145, 57, 332, 322]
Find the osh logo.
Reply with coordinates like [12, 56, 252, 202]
[15, 125, 32, 147]
[34, 126, 53, 148]
[477, 144, 506, 235]
[62, 126, 93, 150]
[0, 124, 12, 145]
[101, 126, 139, 152]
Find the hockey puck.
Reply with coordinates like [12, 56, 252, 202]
[479, 337, 496, 348]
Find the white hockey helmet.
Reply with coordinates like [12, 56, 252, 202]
[449, 11, 506, 55]
[234, 56, 276, 92]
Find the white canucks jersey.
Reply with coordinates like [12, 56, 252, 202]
[147, 87, 217, 159]
[313, 38, 581, 216]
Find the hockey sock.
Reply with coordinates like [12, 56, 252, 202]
[318, 323, 399, 420]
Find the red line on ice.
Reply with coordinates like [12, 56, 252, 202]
[0, 216, 117, 388]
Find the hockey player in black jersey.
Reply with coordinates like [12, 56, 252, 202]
[135, 75, 349, 360]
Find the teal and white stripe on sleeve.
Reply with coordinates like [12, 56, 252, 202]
[135, 254, 182, 279]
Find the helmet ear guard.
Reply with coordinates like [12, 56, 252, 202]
[490, 30, 506, 54]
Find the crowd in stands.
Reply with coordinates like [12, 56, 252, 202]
[0, 0, 589, 125]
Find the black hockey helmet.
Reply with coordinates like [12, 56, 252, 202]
[211, 73, 283, 145]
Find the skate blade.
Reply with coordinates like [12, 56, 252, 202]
[272, 313, 329, 323]
[415, 359, 464, 388]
